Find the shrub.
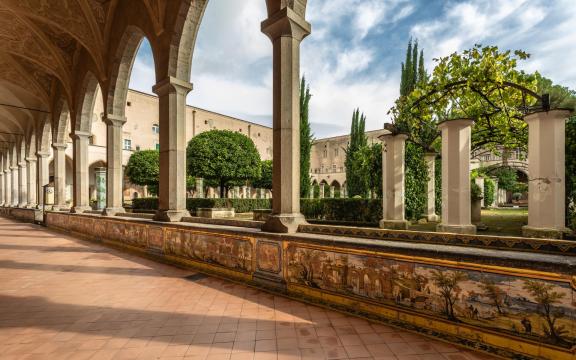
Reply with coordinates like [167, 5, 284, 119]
[471, 182, 483, 201]
[484, 178, 495, 207]
[301, 198, 382, 223]
[132, 197, 271, 214]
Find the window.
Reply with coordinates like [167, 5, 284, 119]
[127, 101, 132, 107]
[332, 164, 336, 172]
[334, 148, 339, 156]
[123, 139, 132, 150]
[155, 144, 160, 151]
[135, 145, 141, 151]
[152, 124, 159, 134]
[323, 150, 328, 158]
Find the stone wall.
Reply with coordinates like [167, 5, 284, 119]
[41, 212, 576, 360]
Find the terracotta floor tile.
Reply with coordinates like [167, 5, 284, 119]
[0, 218, 488, 360]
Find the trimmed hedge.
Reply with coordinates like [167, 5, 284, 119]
[132, 198, 271, 214]
[133, 197, 382, 223]
[301, 198, 382, 223]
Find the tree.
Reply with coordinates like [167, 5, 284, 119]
[186, 130, 262, 198]
[125, 150, 159, 196]
[430, 269, 467, 321]
[478, 278, 506, 315]
[345, 109, 368, 197]
[252, 160, 272, 190]
[352, 143, 382, 198]
[522, 280, 569, 345]
[300, 77, 314, 198]
[494, 167, 518, 192]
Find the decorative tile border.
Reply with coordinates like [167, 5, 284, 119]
[299, 224, 576, 256]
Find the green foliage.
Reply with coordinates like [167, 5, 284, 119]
[471, 181, 483, 201]
[494, 167, 518, 191]
[484, 178, 495, 207]
[351, 143, 382, 199]
[125, 150, 159, 196]
[301, 198, 382, 223]
[300, 77, 314, 198]
[568, 116, 576, 229]
[435, 157, 442, 215]
[187, 130, 261, 197]
[405, 142, 428, 220]
[133, 197, 271, 214]
[252, 160, 272, 190]
[345, 108, 368, 197]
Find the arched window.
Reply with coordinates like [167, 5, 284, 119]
[152, 124, 159, 134]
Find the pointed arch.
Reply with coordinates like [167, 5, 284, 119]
[73, 72, 100, 133]
[36, 114, 52, 154]
[52, 97, 70, 145]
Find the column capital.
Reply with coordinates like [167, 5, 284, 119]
[261, 7, 311, 42]
[36, 151, 50, 158]
[152, 77, 193, 97]
[3, 169, 9, 174]
[10, 166, 18, 170]
[18, 162, 26, 168]
[52, 143, 67, 150]
[70, 131, 91, 141]
[524, 109, 572, 123]
[424, 152, 438, 159]
[25, 157, 37, 163]
[378, 133, 409, 143]
[102, 114, 127, 127]
[438, 118, 474, 130]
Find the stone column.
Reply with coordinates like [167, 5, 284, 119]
[10, 164, 18, 207]
[379, 133, 409, 230]
[37, 152, 50, 208]
[522, 110, 571, 238]
[234, 186, 240, 199]
[195, 178, 204, 198]
[71, 131, 91, 213]
[103, 115, 127, 216]
[474, 176, 485, 208]
[342, 186, 347, 198]
[308, 186, 313, 199]
[26, 157, 37, 208]
[0, 170, 3, 206]
[261, 8, 311, 233]
[437, 119, 476, 234]
[491, 177, 499, 208]
[18, 161, 27, 207]
[319, 185, 324, 199]
[329, 186, 335, 198]
[3, 168, 9, 206]
[424, 152, 439, 222]
[152, 77, 192, 222]
[52, 143, 67, 210]
[94, 167, 107, 210]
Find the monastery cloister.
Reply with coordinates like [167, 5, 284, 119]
[0, 2, 574, 360]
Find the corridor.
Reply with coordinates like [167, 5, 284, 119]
[0, 217, 493, 360]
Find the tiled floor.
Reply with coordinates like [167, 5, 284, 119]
[0, 217, 498, 360]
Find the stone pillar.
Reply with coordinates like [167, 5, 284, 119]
[233, 186, 240, 199]
[152, 77, 192, 222]
[71, 131, 91, 213]
[475, 176, 485, 208]
[18, 161, 27, 207]
[195, 178, 204, 198]
[103, 115, 127, 216]
[52, 143, 67, 210]
[26, 157, 37, 208]
[437, 119, 476, 234]
[308, 186, 314, 199]
[379, 133, 409, 230]
[0, 171, 3, 206]
[37, 152, 50, 208]
[10, 165, 18, 207]
[342, 186, 347, 198]
[424, 152, 439, 222]
[261, 8, 311, 233]
[241, 186, 247, 199]
[3, 169, 10, 206]
[491, 177, 499, 208]
[94, 167, 107, 210]
[522, 110, 571, 238]
[319, 185, 324, 199]
[329, 186, 335, 198]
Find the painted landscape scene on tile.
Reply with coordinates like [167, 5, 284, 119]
[286, 245, 576, 348]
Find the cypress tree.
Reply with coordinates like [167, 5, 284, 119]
[418, 50, 426, 85]
[346, 109, 368, 197]
[401, 39, 413, 97]
[299, 76, 313, 198]
[411, 39, 419, 88]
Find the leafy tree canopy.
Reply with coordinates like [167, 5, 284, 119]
[187, 130, 261, 197]
[125, 150, 159, 195]
[252, 160, 272, 190]
[391, 45, 542, 152]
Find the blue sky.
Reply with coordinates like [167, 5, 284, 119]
[129, 0, 576, 138]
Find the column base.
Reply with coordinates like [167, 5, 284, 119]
[379, 219, 410, 230]
[153, 209, 190, 222]
[71, 206, 91, 214]
[522, 226, 568, 239]
[18, 203, 27, 208]
[437, 223, 477, 235]
[262, 213, 307, 233]
[102, 207, 126, 216]
[426, 214, 440, 222]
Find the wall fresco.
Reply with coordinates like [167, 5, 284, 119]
[164, 228, 253, 273]
[286, 244, 576, 349]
